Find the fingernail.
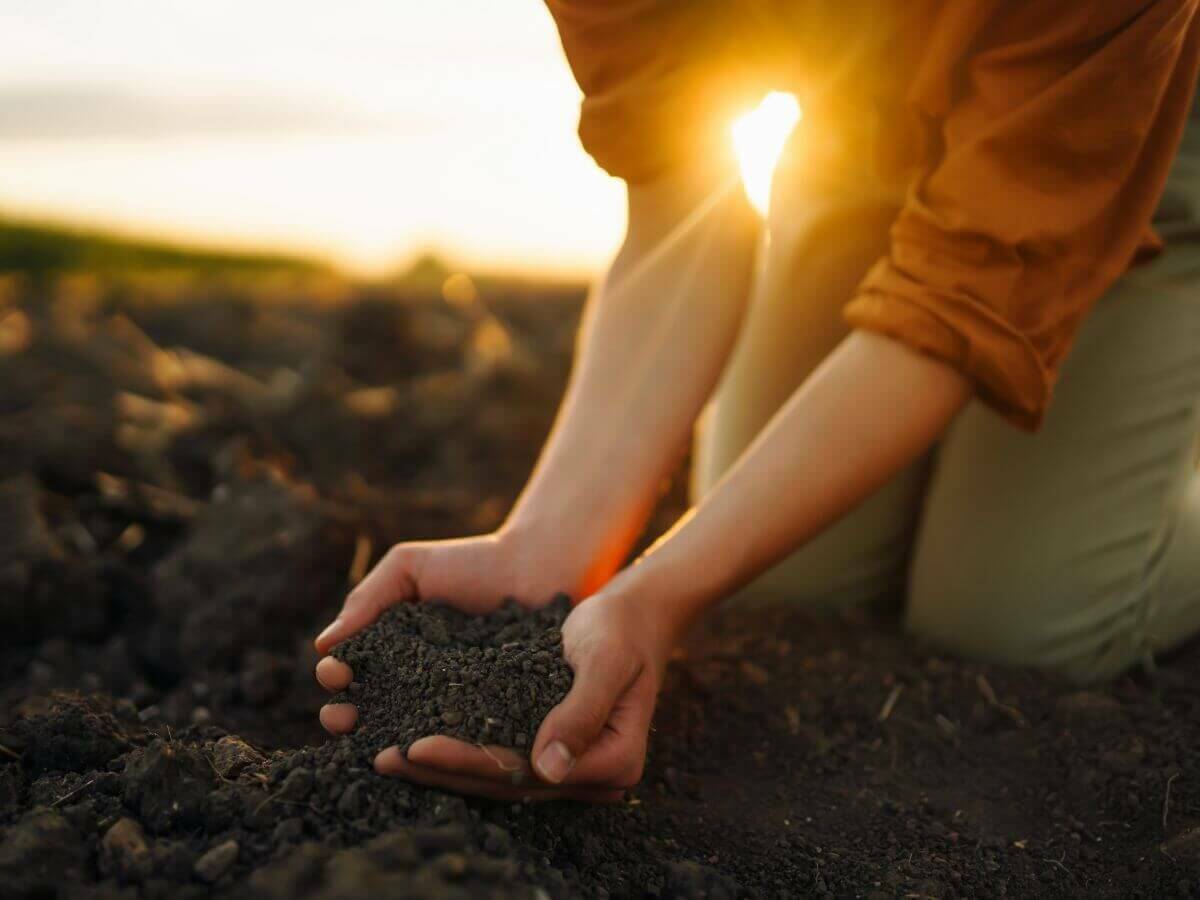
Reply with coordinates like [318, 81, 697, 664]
[315, 619, 342, 649]
[536, 741, 574, 784]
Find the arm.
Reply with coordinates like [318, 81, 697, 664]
[614, 331, 971, 642]
[504, 166, 759, 597]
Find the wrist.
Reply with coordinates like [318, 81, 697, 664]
[502, 487, 652, 600]
[491, 515, 582, 595]
[495, 509, 625, 601]
[597, 558, 695, 665]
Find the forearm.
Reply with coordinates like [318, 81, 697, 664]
[505, 167, 759, 595]
[618, 331, 973, 640]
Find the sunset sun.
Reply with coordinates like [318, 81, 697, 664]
[731, 91, 802, 217]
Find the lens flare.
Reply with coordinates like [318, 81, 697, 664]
[731, 92, 802, 217]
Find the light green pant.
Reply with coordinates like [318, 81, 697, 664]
[692, 135, 1200, 684]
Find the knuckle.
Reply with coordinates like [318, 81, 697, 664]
[569, 629, 617, 664]
[381, 543, 409, 568]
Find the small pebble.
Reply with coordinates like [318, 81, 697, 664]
[193, 840, 238, 883]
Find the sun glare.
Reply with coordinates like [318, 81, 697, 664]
[731, 92, 802, 217]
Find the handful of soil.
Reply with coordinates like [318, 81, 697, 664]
[331, 595, 574, 758]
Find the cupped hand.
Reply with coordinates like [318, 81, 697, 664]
[313, 531, 579, 738]
[362, 587, 674, 803]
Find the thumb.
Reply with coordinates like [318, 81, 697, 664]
[315, 545, 418, 654]
[532, 645, 637, 784]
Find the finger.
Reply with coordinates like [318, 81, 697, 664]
[373, 746, 623, 803]
[563, 673, 657, 786]
[407, 736, 530, 783]
[315, 546, 417, 653]
[532, 646, 637, 784]
[318, 703, 358, 734]
[315, 657, 353, 692]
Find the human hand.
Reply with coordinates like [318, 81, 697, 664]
[369, 585, 673, 802]
[313, 530, 581, 735]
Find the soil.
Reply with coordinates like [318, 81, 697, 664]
[330, 597, 573, 759]
[1, 269, 1199, 898]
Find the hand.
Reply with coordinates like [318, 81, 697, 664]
[312, 530, 581, 736]
[371, 585, 674, 803]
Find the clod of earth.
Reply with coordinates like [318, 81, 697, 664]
[194, 839, 240, 884]
[99, 816, 152, 881]
[330, 596, 574, 759]
[6, 692, 138, 775]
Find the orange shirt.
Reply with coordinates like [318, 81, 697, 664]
[546, 1, 1200, 429]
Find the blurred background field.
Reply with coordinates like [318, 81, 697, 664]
[2, 1, 624, 278]
[0, 214, 607, 748]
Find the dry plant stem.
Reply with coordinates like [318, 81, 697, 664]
[50, 778, 95, 808]
[877, 684, 904, 723]
[1163, 771, 1180, 831]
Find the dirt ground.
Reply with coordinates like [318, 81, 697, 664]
[1, 268, 1199, 898]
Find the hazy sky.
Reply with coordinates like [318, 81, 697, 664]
[0, 1, 626, 275]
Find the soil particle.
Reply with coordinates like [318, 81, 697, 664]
[0, 808, 88, 898]
[153, 840, 200, 884]
[234, 833, 541, 900]
[99, 816, 153, 882]
[210, 735, 264, 779]
[277, 766, 314, 801]
[662, 860, 741, 900]
[194, 839, 240, 884]
[330, 596, 573, 757]
[272, 816, 304, 844]
[334, 779, 367, 819]
[122, 740, 214, 834]
[0, 763, 23, 816]
[1163, 826, 1200, 861]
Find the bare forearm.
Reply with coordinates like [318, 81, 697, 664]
[617, 331, 973, 638]
[505, 169, 759, 594]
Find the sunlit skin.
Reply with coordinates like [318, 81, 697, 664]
[313, 106, 973, 801]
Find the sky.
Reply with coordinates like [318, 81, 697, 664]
[0, 1, 628, 276]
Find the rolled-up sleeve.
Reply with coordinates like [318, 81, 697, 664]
[545, 0, 761, 183]
[845, 0, 1200, 429]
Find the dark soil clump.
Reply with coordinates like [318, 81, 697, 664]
[331, 596, 573, 758]
[6, 692, 141, 775]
